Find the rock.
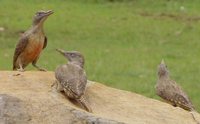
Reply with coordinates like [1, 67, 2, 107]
[0, 94, 31, 124]
[0, 71, 199, 124]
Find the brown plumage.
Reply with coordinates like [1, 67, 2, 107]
[13, 10, 53, 71]
[156, 60, 194, 111]
[54, 49, 92, 112]
[156, 60, 200, 124]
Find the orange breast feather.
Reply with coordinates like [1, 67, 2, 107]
[24, 39, 43, 61]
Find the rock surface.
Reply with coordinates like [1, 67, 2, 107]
[0, 71, 199, 124]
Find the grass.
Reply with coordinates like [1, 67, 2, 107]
[0, 0, 200, 112]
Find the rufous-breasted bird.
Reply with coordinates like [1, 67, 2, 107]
[13, 10, 53, 71]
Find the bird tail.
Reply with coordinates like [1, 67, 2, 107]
[77, 96, 92, 113]
[190, 111, 200, 124]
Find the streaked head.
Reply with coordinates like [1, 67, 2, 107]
[158, 59, 169, 77]
[33, 10, 53, 26]
[56, 49, 85, 67]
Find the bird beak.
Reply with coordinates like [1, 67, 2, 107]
[43, 10, 54, 17]
[56, 49, 72, 61]
[56, 49, 66, 56]
[161, 59, 165, 65]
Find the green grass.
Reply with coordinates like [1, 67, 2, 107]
[0, 0, 200, 112]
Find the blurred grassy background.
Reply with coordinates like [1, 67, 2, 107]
[0, 0, 200, 112]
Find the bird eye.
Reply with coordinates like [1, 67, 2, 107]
[36, 12, 42, 16]
[70, 53, 75, 57]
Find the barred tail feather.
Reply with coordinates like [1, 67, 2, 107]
[77, 96, 92, 113]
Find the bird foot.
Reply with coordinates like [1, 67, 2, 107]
[51, 81, 57, 88]
[17, 68, 25, 72]
[38, 68, 47, 72]
[12, 73, 21, 76]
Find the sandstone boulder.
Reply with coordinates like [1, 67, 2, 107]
[0, 71, 199, 124]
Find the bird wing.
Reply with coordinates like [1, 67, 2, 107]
[77, 68, 87, 93]
[61, 79, 80, 98]
[43, 36, 47, 49]
[13, 36, 29, 69]
[174, 93, 193, 111]
[156, 89, 173, 103]
[55, 64, 87, 98]
[63, 67, 87, 97]
[163, 80, 193, 110]
[170, 80, 193, 108]
[62, 78, 83, 98]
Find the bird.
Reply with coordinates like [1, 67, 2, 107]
[54, 49, 92, 112]
[156, 60, 200, 124]
[13, 10, 53, 71]
[156, 59, 194, 110]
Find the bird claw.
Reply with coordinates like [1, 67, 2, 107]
[12, 73, 21, 76]
[51, 81, 56, 88]
[38, 68, 47, 72]
[17, 68, 25, 72]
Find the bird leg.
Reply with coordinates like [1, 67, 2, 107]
[32, 60, 47, 71]
[33, 64, 46, 71]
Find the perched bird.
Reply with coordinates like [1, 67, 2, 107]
[54, 49, 92, 112]
[13, 10, 53, 71]
[156, 60, 200, 124]
[156, 60, 194, 110]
